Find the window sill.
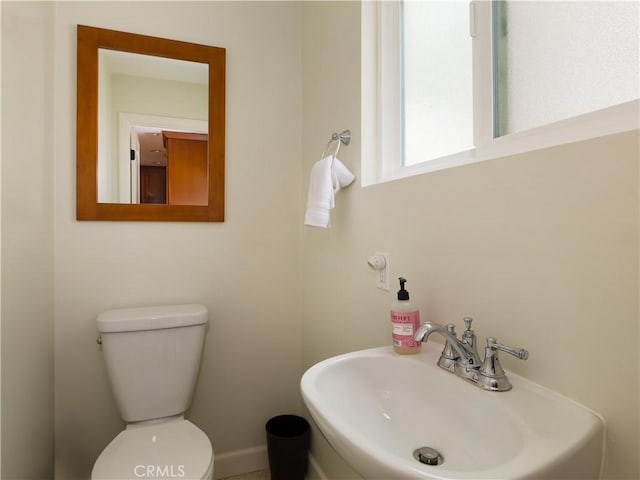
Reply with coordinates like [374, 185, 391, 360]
[365, 99, 639, 187]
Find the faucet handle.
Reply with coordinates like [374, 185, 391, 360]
[478, 337, 528, 391]
[461, 317, 480, 360]
[463, 317, 473, 331]
[486, 337, 529, 360]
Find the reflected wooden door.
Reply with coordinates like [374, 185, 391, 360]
[140, 166, 167, 204]
[163, 131, 208, 206]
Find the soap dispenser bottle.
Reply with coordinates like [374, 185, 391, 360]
[390, 277, 421, 354]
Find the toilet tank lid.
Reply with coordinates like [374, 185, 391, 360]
[97, 304, 208, 333]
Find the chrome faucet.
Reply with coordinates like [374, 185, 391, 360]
[414, 321, 481, 367]
[413, 318, 528, 392]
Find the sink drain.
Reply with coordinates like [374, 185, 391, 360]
[413, 447, 444, 466]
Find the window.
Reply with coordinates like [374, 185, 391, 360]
[403, 0, 474, 166]
[362, 1, 640, 186]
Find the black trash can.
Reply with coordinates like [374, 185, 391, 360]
[265, 414, 310, 480]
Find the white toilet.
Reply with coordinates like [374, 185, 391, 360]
[92, 304, 213, 480]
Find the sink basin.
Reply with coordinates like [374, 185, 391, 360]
[301, 345, 604, 479]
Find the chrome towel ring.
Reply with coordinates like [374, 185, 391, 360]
[320, 129, 351, 160]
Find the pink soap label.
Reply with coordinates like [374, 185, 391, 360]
[391, 310, 421, 349]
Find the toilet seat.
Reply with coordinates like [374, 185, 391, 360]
[92, 419, 213, 480]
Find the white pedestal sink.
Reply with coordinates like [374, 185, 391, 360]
[301, 344, 604, 479]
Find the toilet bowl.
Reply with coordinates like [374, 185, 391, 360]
[92, 418, 212, 480]
[92, 304, 213, 480]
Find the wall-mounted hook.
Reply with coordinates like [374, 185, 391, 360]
[367, 252, 390, 291]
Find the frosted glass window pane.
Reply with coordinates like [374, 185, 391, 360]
[402, 1, 474, 166]
[495, 1, 640, 136]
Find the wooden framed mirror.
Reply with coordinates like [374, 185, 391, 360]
[76, 25, 225, 221]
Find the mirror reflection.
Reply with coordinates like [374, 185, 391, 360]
[98, 50, 208, 204]
[76, 25, 225, 222]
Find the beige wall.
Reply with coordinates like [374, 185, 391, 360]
[1, 1, 638, 479]
[1, 2, 55, 478]
[300, 2, 639, 479]
[52, 2, 302, 478]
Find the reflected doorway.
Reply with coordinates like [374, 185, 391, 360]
[118, 113, 207, 204]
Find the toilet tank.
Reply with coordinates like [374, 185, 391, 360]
[97, 304, 208, 423]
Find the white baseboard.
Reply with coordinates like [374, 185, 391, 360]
[212, 446, 327, 480]
[213, 445, 268, 479]
[308, 453, 328, 480]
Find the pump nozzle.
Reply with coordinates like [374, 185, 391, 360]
[397, 277, 409, 300]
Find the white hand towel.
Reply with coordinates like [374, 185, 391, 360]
[304, 155, 355, 228]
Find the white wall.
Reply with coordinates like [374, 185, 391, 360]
[1, 1, 55, 478]
[52, 2, 302, 478]
[1, 2, 3, 469]
[301, 2, 639, 480]
[1, 2, 638, 479]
